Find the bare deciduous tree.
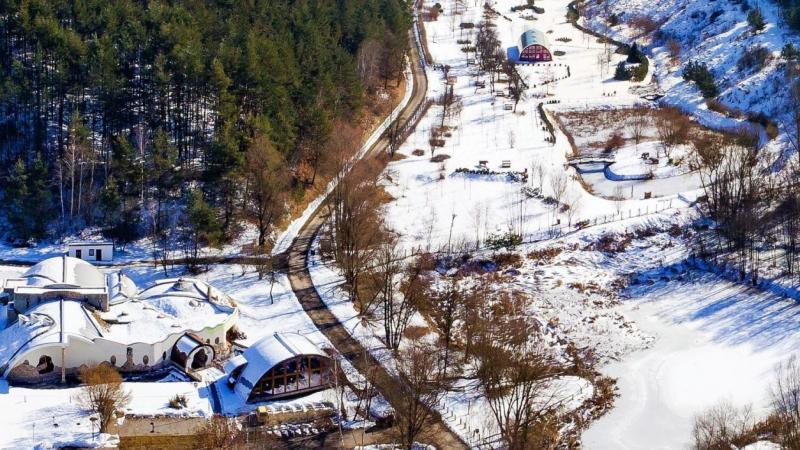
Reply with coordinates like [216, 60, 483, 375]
[474, 294, 566, 450]
[392, 339, 449, 450]
[195, 416, 247, 449]
[329, 161, 385, 313]
[772, 356, 800, 448]
[77, 364, 131, 433]
[243, 133, 288, 248]
[654, 108, 690, 159]
[384, 257, 428, 350]
[549, 171, 569, 224]
[628, 112, 649, 146]
[356, 38, 383, 93]
[691, 401, 755, 450]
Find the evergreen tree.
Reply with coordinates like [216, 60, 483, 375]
[748, 7, 766, 32]
[627, 43, 644, 64]
[27, 154, 53, 239]
[5, 159, 30, 241]
[184, 189, 222, 271]
[4, 155, 52, 241]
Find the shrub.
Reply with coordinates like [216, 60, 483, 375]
[486, 231, 523, 250]
[628, 16, 659, 34]
[493, 252, 523, 268]
[614, 61, 632, 81]
[748, 7, 766, 32]
[430, 154, 450, 163]
[737, 45, 770, 71]
[615, 60, 649, 82]
[604, 131, 625, 152]
[526, 247, 562, 263]
[683, 61, 718, 98]
[707, 99, 740, 118]
[170, 393, 189, 409]
[783, 43, 800, 60]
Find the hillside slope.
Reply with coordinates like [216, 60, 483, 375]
[579, 0, 798, 164]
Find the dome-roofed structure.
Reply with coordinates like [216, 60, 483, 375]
[227, 333, 331, 402]
[0, 258, 239, 385]
[518, 28, 552, 63]
[21, 255, 105, 288]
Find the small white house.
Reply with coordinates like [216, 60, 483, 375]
[67, 241, 114, 262]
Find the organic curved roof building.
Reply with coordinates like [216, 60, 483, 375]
[0, 257, 239, 385]
[227, 333, 331, 403]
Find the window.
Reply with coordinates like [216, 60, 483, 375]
[215, 337, 220, 345]
[89, 248, 95, 256]
[110, 355, 117, 365]
[37, 355, 54, 374]
[143, 355, 149, 365]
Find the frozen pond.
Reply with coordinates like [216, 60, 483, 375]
[580, 169, 703, 200]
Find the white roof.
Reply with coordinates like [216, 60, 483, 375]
[234, 333, 327, 400]
[0, 300, 102, 374]
[68, 241, 113, 247]
[223, 354, 247, 374]
[19, 256, 105, 288]
[97, 278, 236, 345]
[107, 272, 137, 305]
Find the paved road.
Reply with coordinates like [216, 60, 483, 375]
[285, 25, 469, 450]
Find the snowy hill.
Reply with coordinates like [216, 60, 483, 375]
[579, 0, 798, 162]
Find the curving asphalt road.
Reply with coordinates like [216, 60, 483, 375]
[285, 21, 469, 450]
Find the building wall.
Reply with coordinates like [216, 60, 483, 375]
[68, 244, 114, 262]
[13, 292, 107, 313]
[5, 310, 238, 383]
[520, 44, 552, 62]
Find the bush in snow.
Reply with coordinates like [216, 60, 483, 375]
[783, 43, 800, 61]
[683, 61, 719, 98]
[485, 231, 523, 250]
[747, 6, 766, 32]
[169, 393, 188, 409]
[737, 45, 771, 71]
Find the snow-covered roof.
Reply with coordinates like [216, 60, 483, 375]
[0, 300, 102, 374]
[138, 278, 235, 309]
[107, 272, 137, 305]
[18, 256, 105, 288]
[223, 354, 247, 374]
[520, 28, 550, 50]
[97, 278, 237, 345]
[67, 241, 113, 247]
[234, 333, 328, 400]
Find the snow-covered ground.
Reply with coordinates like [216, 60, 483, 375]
[579, 0, 794, 165]
[374, 0, 800, 445]
[0, 380, 209, 449]
[584, 269, 800, 449]
[383, 0, 695, 253]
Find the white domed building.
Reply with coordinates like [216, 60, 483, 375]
[0, 256, 238, 385]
